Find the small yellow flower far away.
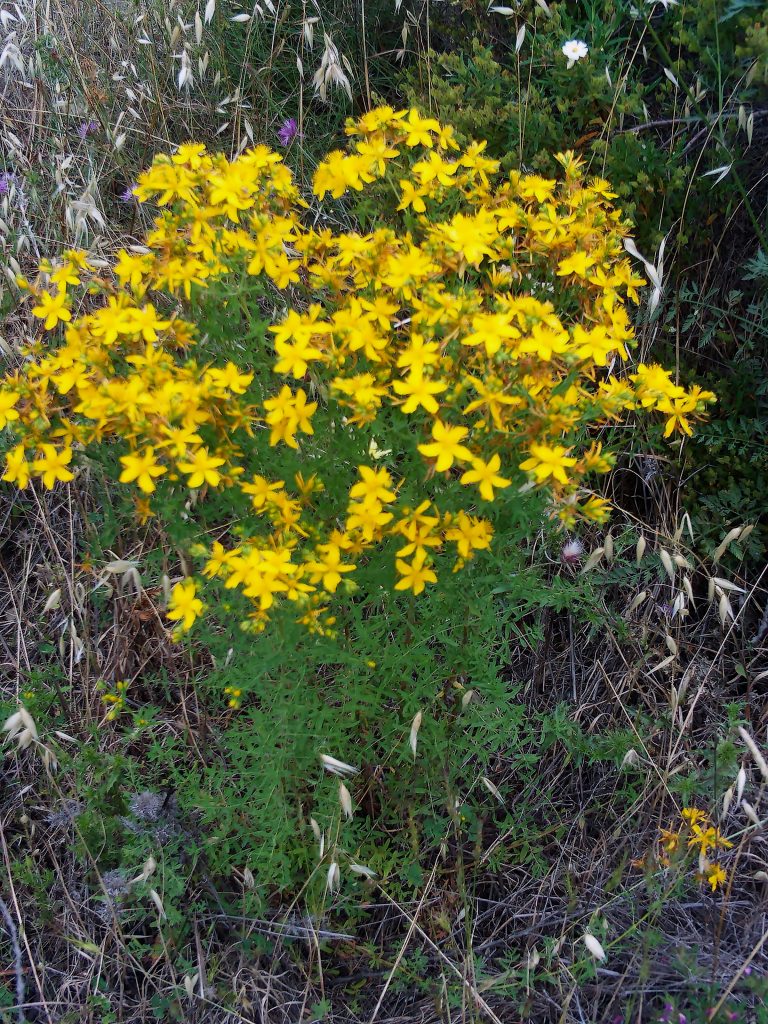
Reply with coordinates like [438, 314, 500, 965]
[705, 863, 727, 892]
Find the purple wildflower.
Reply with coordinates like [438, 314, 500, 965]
[278, 117, 300, 147]
[77, 119, 99, 140]
[120, 184, 137, 202]
[0, 172, 12, 195]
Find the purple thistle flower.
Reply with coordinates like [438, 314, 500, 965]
[77, 119, 99, 140]
[561, 538, 584, 564]
[278, 117, 300, 147]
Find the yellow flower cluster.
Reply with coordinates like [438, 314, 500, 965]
[658, 807, 732, 892]
[98, 679, 130, 722]
[0, 107, 714, 635]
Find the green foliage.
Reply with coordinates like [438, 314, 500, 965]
[400, 1, 768, 256]
[671, 275, 768, 562]
[68, 510, 644, 898]
[401, 36, 684, 250]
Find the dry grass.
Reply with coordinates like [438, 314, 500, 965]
[1, 481, 766, 1021]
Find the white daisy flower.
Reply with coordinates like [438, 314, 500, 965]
[562, 39, 589, 69]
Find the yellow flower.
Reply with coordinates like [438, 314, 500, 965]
[349, 466, 396, 504]
[172, 142, 208, 168]
[272, 337, 324, 378]
[114, 250, 154, 291]
[306, 543, 356, 593]
[205, 362, 254, 394]
[705, 863, 727, 892]
[346, 496, 393, 540]
[418, 420, 472, 472]
[177, 448, 226, 488]
[412, 151, 458, 188]
[401, 108, 441, 148]
[241, 474, 284, 509]
[587, 176, 618, 200]
[394, 549, 437, 595]
[581, 442, 614, 474]
[166, 578, 204, 632]
[0, 390, 20, 429]
[397, 180, 427, 213]
[31, 290, 71, 330]
[519, 444, 577, 485]
[688, 825, 733, 854]
[313, 151, 376, 199]
[50, 262, 81, 289]
[460, 454, 511, 502]
[445, 511, 493, 560]
[2, 445, 31, 489]
[462, 312, 520, 356]
[119, 447, 167, 493]
[134, 159, 198, 206]
[681, 807, 708, 827]
[436, 210, 498, 266]
[580, 496, 611, 522]
[659, 828, 680, 854]
[131, 304, 171, 342]
[518, 175, 556, 203]
[263, 386, 317, 449]
[630, 364, 684, 409]
[33, 444, 75, 488]
[659, 395, 695, 437]
[392, 371, 447, 414]
[556, 251, 596, 279]
[355, 135, 399, 175]
[201, 541, 238, 578]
